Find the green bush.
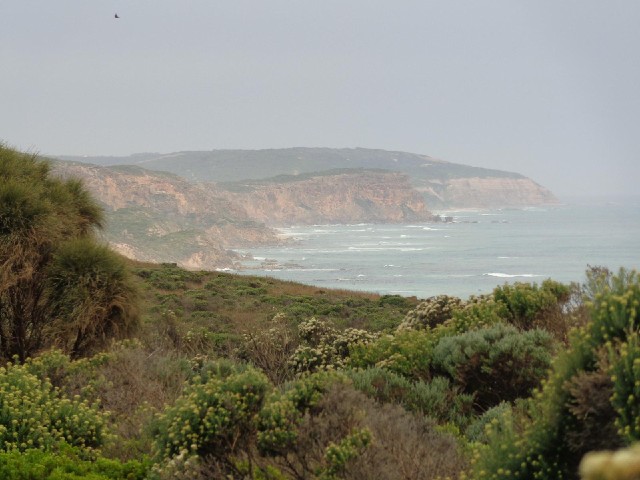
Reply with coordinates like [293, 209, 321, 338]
[0, 361, 107, 452]
[432, 323, 554, 411]
[588, 269, 640, 345]
[0, 445, 149, 480]
[347, 367, 472, 425]
[153, 364, 270, 462]
[257, 371, 347, 456]
[610, 335, 640, 442]
[46, 238, 139, 358]
[492, 280, 570, 330]
[289, 318, 378, 374]
[471, 268, 639, 479]
[0, 145, 138, 360]
[349, 330, 434, 381]
[398, 295, 464, 331]
[464, 402, 512, 443]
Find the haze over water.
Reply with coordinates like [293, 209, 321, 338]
[237, 198, 640, 299]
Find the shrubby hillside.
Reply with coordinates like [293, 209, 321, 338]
[0, 145, 638, 479]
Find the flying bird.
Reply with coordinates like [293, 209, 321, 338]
[115, 13, 120, 19]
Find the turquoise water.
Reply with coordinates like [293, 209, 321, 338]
[235, 198, 640, 299]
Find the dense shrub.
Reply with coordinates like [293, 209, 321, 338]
[492, 279, 570, 331]
[349, 329, 434, 381]
[471, 268, 639, 479]
[0, 145, 138, 360]
[239, 313, 299, 384]
[398, 295, 464, 331]
[0, 361, 107, 452]
[289, 317, 378, 374]
[336, 385, 468, 480]
[610, 335, 640, 442]
[257, 371, 347, 456]
[464, 402, 512, 443]
[431, 323, 554, 411]
[46, 239, 139, 358]
[153, 364, 270, 464]
[0, 445, 149, 480]
[347, 367, 472, 425]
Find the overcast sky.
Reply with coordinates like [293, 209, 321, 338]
[1, 1, 639, 197]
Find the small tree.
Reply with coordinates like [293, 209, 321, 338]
[45, 239, 139, 357]
[0, 143, 138, 360]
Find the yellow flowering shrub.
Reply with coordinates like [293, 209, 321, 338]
[0, 361, 106, 452]
[153, 365, 270, 461]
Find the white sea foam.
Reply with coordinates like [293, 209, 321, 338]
[484, 273, 542, 278]
[286, 268, 340, 272]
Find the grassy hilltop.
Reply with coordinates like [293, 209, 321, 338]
[1, 144, 639, 479]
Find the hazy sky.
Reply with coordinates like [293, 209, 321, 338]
[2, 1, 639, 197]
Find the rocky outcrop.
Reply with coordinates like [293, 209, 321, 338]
[220, 170, 435, 225]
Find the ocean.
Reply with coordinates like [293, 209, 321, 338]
[234, 197, 640, 299]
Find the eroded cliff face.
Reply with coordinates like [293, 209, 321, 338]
[51, 163, 435, 269]
[51, 163, 281, 269]
[221, 171, 435, 225]
[415, 177, 558, 209]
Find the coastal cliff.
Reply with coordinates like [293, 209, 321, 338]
[220, 170, 434, 225]
[51, 163, 435, 268]
[51, 147, 559, 269]
[51, 162, 279, 269]
[415, 177, 558, 209]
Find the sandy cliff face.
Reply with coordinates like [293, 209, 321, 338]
[222, 171, 434, 225]
[444, 177, 558, 208]
[51, 163, 280, 269]
[415, 177, 558, 209]
[51, 164, 435, 269]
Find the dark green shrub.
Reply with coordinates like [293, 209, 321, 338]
[565, 369, 622, 453]
[464, 402, 512, 443]
[46, 238, 139, 358]
[347, 367, 473, 425]
[432, 323, 554, 411]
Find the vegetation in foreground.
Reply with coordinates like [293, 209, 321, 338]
[1, 144, 639, 479]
